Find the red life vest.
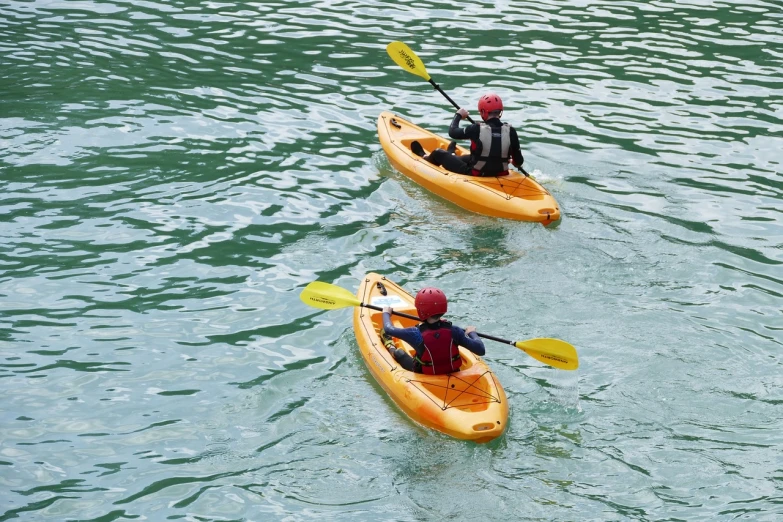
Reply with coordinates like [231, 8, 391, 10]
[415, 321, 462, 375]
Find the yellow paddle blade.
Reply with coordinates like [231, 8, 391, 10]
[515, 338, 579, 370]
[300, 281, 361, 310]
[386, 41, 431, 81]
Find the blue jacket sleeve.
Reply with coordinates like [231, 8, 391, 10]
[451, 326, 485, 356]
[382, 312, 423, 348]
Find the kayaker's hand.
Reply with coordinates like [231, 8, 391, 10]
[465, 326, 476, 335]
[383, 306, 392, 314]
[457, 108, 469, 119]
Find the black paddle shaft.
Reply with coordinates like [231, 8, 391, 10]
[428, 79, 476, 124]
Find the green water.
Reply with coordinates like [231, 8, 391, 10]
[1, 1, 781, 520]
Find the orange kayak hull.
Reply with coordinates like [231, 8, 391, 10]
[353, 273, 508, 443]
[377, 111, 561, 226]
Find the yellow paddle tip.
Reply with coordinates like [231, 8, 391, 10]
[514, 338, 579, 371]
[386, 41, 431, 81]
[300, 281, 361, 310]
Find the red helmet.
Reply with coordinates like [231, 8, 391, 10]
[478, 93, 503, 120]
[415, 287, 448, 320]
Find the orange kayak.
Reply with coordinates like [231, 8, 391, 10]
[377, 111, 561, 226]
[353, 273, 508, 443]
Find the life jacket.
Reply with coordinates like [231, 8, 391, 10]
[471, 122, 511, 177]
[415, 321, 462, 375]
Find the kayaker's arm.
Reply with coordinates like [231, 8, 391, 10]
[382, 310, 424, 347]
[509, 127, 525, 169]
[452, 326, 486, 356]
[448, 112, 476, 140]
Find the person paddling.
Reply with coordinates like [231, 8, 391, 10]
[411, 93, 526, 177]
[381, 287, 485, 374]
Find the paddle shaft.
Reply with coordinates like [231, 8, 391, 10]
[362, 302, 515, 347]
[300, 279, 577, 369]
[428, 79, 475, 124]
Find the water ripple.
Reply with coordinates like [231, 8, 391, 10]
[1, 0, 782, 520]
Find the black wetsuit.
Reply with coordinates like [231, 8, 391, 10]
[428, 114, 524, 176]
